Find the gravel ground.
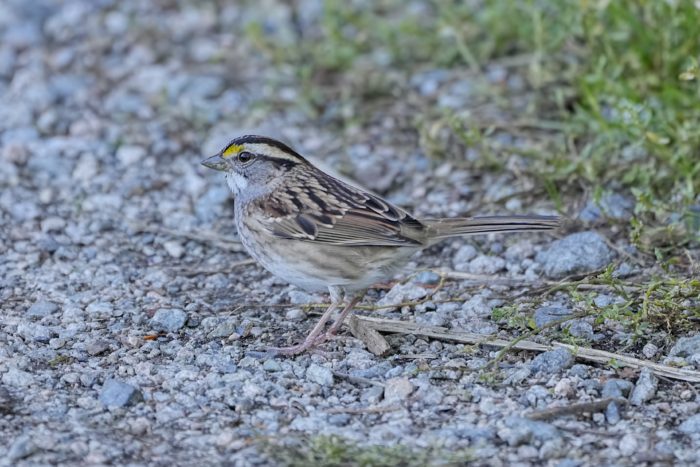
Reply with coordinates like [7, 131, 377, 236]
[1, 1, 699, 465]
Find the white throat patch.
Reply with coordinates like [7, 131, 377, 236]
[226, 172, 248, 193]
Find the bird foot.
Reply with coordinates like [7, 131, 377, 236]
[266, 333, 331, 357]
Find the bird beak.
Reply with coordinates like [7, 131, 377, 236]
[201, 154, 228, 172]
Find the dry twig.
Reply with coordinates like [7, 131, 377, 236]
[352, 316, 700, 383]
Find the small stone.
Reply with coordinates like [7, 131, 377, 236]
[468, 255, 506, 275]
[642, 342, 658, 359]
[26, 300, 58, 319]
[499, 417, 561, 446]
[16, 322, 51, 343]
[612, 262, 634, 278]
[86, 339, 110, 356]
[285, 308, 305, 320]
[362, 385, 384, 404]
[629, 368, 658, 406]
[530, 348, 574, 374]
[49, 338, 66, 349]
[263, 359, 282, 372]
[99, 379, 143, 408]
[602, 379, 634, 398]
[579, 192, 634, 222]
[504, 367, 531, 386]
[2, 368, 34, 387]
[415, 271, 441, 285]
[150, 308, 187, 332]
[568, 364, 589, 379]
[669, 335, 700, 358]
[617, 434, 638, 457]
[208, 318, 238, 338]
[679, 414, 700, 434]
[537, 231, 616, 278]
[306, 364, 333, 386]
[553, 378, 575, 398]
[162, 240, 185, 259]
[568, 321, 594, 340]
[288, 290, 321, 305]
[86, 301, 114, 317]
[40, 217, 66, 233]
[116, 145, 146, 166]
[452, 245, 477, 270]
[534, 305, 572, 328]
[384, 377, 413, 402]
[6, 435, 37, 462]
[377, 282, 428, 308]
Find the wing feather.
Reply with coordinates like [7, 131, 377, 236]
[255, 167, 426, 246]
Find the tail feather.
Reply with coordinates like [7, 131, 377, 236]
[424, 215, 559, 240]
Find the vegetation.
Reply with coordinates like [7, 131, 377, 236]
[246, 0, 700, 253]
[261, 435, 472, 467]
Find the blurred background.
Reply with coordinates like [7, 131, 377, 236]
[2, 0, 699, 247]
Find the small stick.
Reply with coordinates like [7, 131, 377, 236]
[353, 316, 700, 383]
[527, 398, 628, 421]
[348, 315, 391, 357]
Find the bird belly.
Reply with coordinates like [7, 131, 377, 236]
[237, 219, 418, 292]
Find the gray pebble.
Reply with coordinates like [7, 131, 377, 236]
[263, 359, 282, 372]
[6, 435, 38, 462]
[86, 339, 110, 356]
[629, 368, 658, 406]
[377, 282, 428, 308]
[150, 308, 187, 332]
[163, 240, 185, 259]
[504, 367, 531, 386]
[530, 348, 574, 374]
[415, 271, 441, 285]
[568, 364, 590, 379]
[384, 376, 413, 402]
[116, 145, 146, 166]
[26, 299, 58, 318]
[642, 342, 658, 359]
[452, 244, 477, 270]
[568, 321, 594, 340]
[99, 379, 143, 408]
[679, 414, 700, 435]
[17, 322, 51, 343]
[208, 318, 238, 338]
[306, 363, 333, 386]
[534, 305, 572, 328]
[288, 290, 321, 305]
[537, 231, 616, 278]
[2, 368, 35, 387]
[579, 192, 634, 222]
[499, 417, 561, 446]
[86, 301, 114, 317]
[669, 334, 700, 358]
[361, 385, 384, 404]
[602, 379, 634, 398]
[468, 255, 506, 275]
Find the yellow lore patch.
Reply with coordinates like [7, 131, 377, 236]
[222, 143, 244, 158]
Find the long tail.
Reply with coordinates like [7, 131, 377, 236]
[424, 215, 559, 240]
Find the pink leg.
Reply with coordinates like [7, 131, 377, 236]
[266, 300, 340, 356]
[324, 294, 364, 337]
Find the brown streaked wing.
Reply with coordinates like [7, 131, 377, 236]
[257, 169, 426, 246]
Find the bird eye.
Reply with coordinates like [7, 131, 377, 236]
[238, 151, 254, 163]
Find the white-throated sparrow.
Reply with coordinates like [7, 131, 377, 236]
[202, 135, 559, 356]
